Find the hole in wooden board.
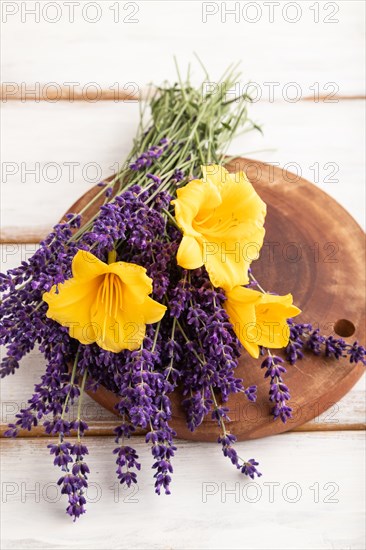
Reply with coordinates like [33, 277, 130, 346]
[333, 319, 356, 338]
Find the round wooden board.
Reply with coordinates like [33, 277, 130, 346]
[64, 158, 365, 441]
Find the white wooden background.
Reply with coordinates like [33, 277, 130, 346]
[1, 1, 365, 548]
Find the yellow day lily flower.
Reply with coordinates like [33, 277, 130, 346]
[171, 165, 266, 290]
[224, 286, 301, 358]
[43, 250, 166, 353]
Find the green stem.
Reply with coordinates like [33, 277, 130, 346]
[61, 349, 80, 419]
[176, 319, 205, 366]
[76, 369, 88, 440]
[162, 209, 181, 230]
[249, 271, 267, 294]
[108, 250, 117, 264]
[151, 321, 161, 352]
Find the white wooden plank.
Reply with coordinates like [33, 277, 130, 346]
[0, 101, 141, 239]
[1, 432, 365, 549]
[0, 347, 115, 425]
[1, 1, 365, 95]
[1, 99, 365, 238]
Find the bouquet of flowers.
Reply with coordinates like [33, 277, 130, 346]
[1, 62, 365, 520]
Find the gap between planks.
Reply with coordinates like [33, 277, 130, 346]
[1, 421, 365, 439]
[1, 228, 52, 244]
[0, 86, 365, 102]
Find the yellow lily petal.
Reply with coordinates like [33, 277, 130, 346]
[204, 240, 248, 288]
[213, 178, 266, 240]
[224, 287, 301, 357]
[224, 286, 262, 357]
[254, 293, 301, 349]
[91, 301, 146, 353]
[176, 236, 204, 270]
[201, 164, 230, 190]
[141, 297, 167, 324]
[172, 165, 267, 290]
[109, 261, 152, 305]
[44, 278, 100, 345]
[72, 250, 108, 280]
[243, 341, 260, 359]
[172, 179, 221, 236]
[43, 251, 166, 353]
[225, 285, 262, 305]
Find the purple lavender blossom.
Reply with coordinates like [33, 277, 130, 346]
[113, 445, 141, 487]
[130, 138, 169, 171]
[218, 433, 261, 479]
[261, 355, 292, 423]
[347, 342, 366, 365]
[170, 169, 185, 185]
[285, 321, 366, 366]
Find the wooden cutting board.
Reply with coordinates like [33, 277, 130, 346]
[64, 158, 366, 441]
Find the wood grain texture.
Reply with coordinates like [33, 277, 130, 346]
[59, 158, 366, 442]
[1, 433, 365, 550]
[1, 99, 365, 241]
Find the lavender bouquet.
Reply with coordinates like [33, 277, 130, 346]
[1, 63, 365, 520]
